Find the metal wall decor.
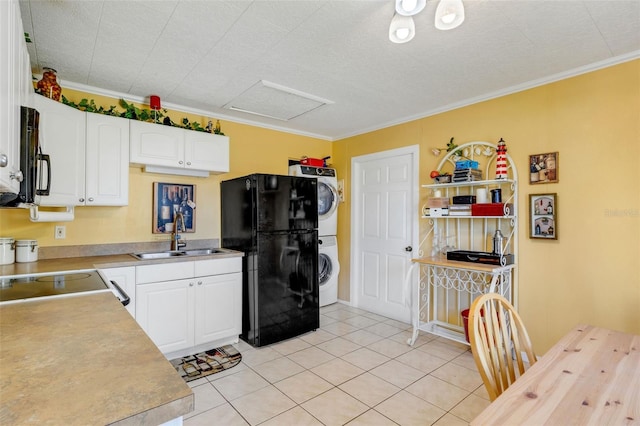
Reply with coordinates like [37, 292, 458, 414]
[529, 193, 557, 239]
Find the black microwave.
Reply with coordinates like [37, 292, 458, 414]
[0, 106, 50, 207]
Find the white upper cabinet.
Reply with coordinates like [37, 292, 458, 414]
[130, 120, 229, 176]
[34, 96, 129, 207]
[129, 120, 184, 168]
[85, 113, 129, 206]
[35, 95, 86, 206]
[0, 0, 32, 195]
[184, 129, 229, 173]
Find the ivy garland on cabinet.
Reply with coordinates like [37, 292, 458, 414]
[56, 94, 225, 135]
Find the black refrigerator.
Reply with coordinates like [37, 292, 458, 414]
[221, 174, 319, 347]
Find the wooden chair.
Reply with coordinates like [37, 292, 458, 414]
[468, 293, 537, 401]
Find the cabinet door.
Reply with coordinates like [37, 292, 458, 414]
[0, 0, 22, 194]
[184, 132, 229, 173]
[85, 113, 129, 206]
[130, 120, 185, 168]
[34, 95, 86, 206]
[136, 278, 195, 354]
[100, 267, 136, 318]
[194, 272, 242, 345]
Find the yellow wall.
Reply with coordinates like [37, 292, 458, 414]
[1, 88, 332, 245]
[334, 60, 640, 352]
[2, 61, 638, 354]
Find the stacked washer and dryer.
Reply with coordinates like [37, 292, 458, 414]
[289, 165, 340, 306]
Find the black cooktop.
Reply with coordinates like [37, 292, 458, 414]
[0, 271, 110, 303]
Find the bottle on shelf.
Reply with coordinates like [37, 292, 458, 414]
[180, 187, 193, 230]
[172, 187, 181, 218]
[159, 186, 173, 231]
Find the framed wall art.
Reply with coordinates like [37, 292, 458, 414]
[529, 193, 557, 239]
[529, 152, 558, 184]
[153, 182, 196, 234]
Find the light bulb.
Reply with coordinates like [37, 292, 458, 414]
[441, 13, 456, 24]
[397, 28, 410, 40]
[389, 13, 415, 43]
[395, 0, 426, 16]
[401, 0, 417, 13]
[435, 0, 465, 30]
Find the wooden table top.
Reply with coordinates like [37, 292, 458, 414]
[471, 324, 640, 425]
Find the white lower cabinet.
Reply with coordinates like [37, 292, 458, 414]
[135, 258, 242, 356]
[137, 278, 194, 354]
[195, 273, 242, 345]
[99, 266, 136, 317]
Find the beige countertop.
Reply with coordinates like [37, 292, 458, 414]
[0, 245, 243, 423]
[0, 249, 243, 277]
[0, 292, 194, 425]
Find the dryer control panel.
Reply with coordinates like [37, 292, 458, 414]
[292, 165, 336, 177]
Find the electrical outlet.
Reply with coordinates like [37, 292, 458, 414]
[55, 225, 66, 239]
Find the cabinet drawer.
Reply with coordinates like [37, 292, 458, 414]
[136, 261, 194, 284]
[194, 257, 242, 277]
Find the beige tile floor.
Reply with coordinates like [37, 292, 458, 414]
[183, 303, 490, 426]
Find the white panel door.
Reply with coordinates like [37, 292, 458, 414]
[85, 113, 129, 205]
[34, 95, 86, 206]
[136, 278, 195, 354]
[129, 120, 184, 168]
[0, 0, 20, 194]
[351, 146, 418, 323]
[194, 272, 241, 345]
[100, 266, 136, 318]
[184, 132, 229, 173]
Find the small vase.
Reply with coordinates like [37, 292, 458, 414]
[37, 67, 62, 101]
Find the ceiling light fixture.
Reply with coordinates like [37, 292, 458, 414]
[395, 0, 426, 16]
[389, 0, 465, 44]
[389, 13, 415, 43]
[435, 0, 465, 30]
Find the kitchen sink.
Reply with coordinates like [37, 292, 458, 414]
[131, 248, 229, 260]
[182, 248, 228, 256]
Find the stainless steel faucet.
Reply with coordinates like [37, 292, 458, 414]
[171, 212, 186, 251]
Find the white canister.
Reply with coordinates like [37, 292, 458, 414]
[0, 238, 15, 265]
[16, 240, 38, 263]
[476, 188, 489, 204]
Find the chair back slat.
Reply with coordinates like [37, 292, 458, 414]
[468, 293, 537, 401]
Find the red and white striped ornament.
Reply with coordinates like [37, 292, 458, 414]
[496, 138, 508, 180]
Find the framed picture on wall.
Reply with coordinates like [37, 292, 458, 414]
[529, 152, 558, 184]
[529, 193, 557, 239]
[153, 182, 196, 234]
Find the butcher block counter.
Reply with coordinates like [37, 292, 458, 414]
[0, 292, 194, 424]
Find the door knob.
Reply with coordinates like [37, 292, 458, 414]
[405, 246, 413, 252]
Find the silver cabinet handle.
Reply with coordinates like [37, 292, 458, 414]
[0, 154, 7, 167]
[79, 198, 85, 202]
[88, 197, 94, 202]
[179, 160, 184, 165]
[405, 246, 413, 252]
[186, 161, 191, 166]
[189, 282, 194, 287]
[197, 281, 202, 286]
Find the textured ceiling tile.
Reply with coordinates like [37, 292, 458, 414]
[584, 1, 640, 55]
[20, 0, 640, 139]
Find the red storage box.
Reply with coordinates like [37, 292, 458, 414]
[300, 157, 327, 167]
[471, 203, 512, 216]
